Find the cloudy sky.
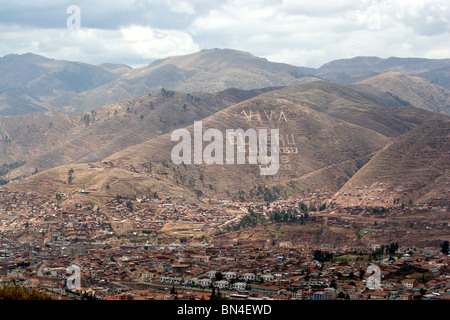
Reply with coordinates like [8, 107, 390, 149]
[0, 0, 448, 68]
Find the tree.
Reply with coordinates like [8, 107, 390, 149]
[82, 114, 90, 126]
[313, 250, 334, 262]
[126, 200, 133, 211]
[194, 189, 203, 199]
[67, 168, 74, 184]
[387, 242, 399, 255]
[441, 241, 449, 256]
[330, 279, 337, 289]
[359, 268, 366, 281]
[170, 285, 177, 295]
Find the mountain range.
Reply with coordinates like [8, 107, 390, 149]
[1, 49, 449, 115]
[0, 49, 448, 246]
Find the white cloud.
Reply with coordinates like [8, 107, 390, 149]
[189, 0, 450, 67]
[167, 0, 196, 15]
[0, 24, 199, 67]
[120, 25, 199, 58]
[0, 0, 448, 67]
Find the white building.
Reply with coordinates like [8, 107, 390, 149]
[215, 280, 229, 289]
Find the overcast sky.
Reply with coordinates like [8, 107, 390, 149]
[0, 0, 448, 68]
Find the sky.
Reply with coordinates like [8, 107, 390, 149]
[0, 0, 449, 68]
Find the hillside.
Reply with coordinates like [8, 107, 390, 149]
[314, 56, 450, 89]
[130, 48, 314, 92]
[0, 53, 125, 114]
[0, 50, 317, 115]
[53, 49, 318, 111]
[2, 51, 450, 116]
[0, 89, 48, 115]
[1, 87, 280, 179]
[333, 119, 450, 207]
[357, 72, 450, 115]
[5, 82, 444, 206]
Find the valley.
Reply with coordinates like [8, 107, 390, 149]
[0, 49, 448, 301]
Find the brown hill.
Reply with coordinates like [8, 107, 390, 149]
[0, 89, 48, 115]
[314, 56, 450, 88]
[1, 87, 280, 179]
[0, 110, 79, 166]
[333, 119, 450, 207]
[0, 53, 125, 114]
[0, 50, 318, 114]
[6, 82, 444, 206]
[56, 49, 318, 111]
[3, 51, 450, 116]
[358, 72, 450, 115]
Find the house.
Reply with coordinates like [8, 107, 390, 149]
[193, 255, 210, 262]
[251, 284, 279, 295]
[198, 278, 212, 288]
[348, 292, 361, 300]
[241, 273, 256, 282]
[399, 293, 412, 300]
[223, 271, 237, 280]
[425, 278, 448, 290]
[261, 274, 274, 282]
[172, 264, 189, 274]
[401, 279, 419, 290]
[232, 282, 247, 291]
[313, 291, 324, 300]
[185, 277, 199, 286]
[368, 290, 388, 300]
[323, 288, 337, 300]
[215, 280, 229, 289]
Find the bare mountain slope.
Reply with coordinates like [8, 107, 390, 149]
[0, 53, 125, 114]
[0, 49, 318, 114]
[5, 82, 444, 204]
[314, 56, 450, 88]
[2, 51, 450, 116]
[1, 87, 280, 179]
[333, 119, 450, 207]
[59, 49, 318, 111]
[358, 72, 450, 115]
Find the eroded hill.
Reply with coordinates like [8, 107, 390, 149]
[4, 82, 445, 208]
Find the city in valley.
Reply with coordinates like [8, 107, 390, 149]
[0, 10, 449, 304]
[0, 187, 448, 301]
